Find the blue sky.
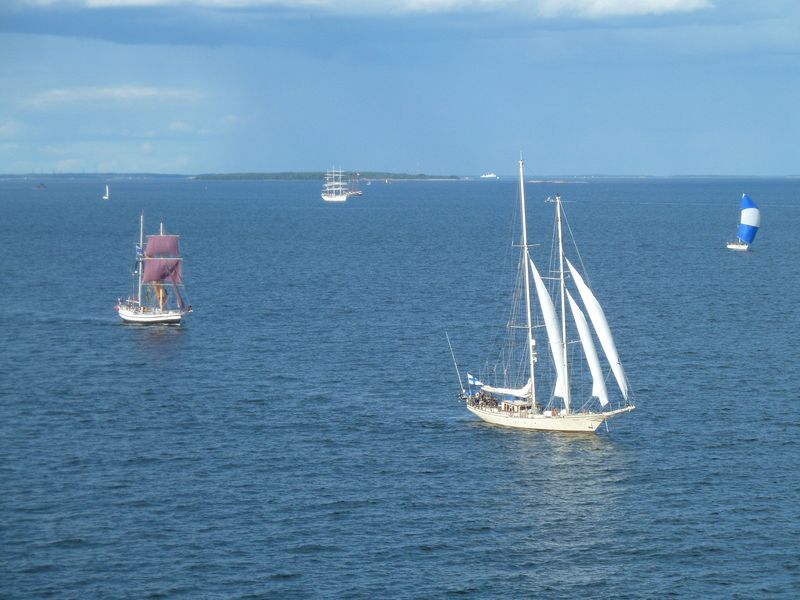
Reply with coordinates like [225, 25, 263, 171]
[1, 0, 798, 175]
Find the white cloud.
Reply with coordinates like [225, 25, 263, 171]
[168, 120, 193, 133]
[536, 0, 712, 18]
[19, 0, 714, 18]
[0, 120, 27, 139]
[54, 158, 83, 171]
[31, 85, 203, 107]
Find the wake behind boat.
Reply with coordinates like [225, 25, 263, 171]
[727, 193, 760, 251]
[116, 213, 191, 324]
[457, 159, 635, 433]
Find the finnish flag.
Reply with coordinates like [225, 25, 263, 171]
[135, 245, 144, 258]
[467, 373, 483, 387]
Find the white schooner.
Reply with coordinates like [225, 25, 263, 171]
[459, 159, 635, 433]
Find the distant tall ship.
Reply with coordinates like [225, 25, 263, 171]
[727, 193, 760, 251]
[321, 168, 349, 202]
[116, 213, 191, 324]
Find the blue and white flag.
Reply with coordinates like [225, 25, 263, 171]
[135, 245, 144, 258]
[467, 373, 484, 387]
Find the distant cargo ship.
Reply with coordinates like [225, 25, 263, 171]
[480, 172, 499, 179]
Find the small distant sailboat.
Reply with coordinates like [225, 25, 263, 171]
[321, 168, 349, 202]
[102, 184, 110, 201]
[347, 173, 364, 197]
[116, 213, 191, 324]
[457, 159, 635, 433]
[727, 193, 760, 251]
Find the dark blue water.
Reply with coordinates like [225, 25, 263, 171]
[2, 176, 799, 598]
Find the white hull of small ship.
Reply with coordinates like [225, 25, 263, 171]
[117, 302, 182, 324]
[321, 192, 348, 202]
[726, 241, 749, 251]
[466, 403, 634, 433]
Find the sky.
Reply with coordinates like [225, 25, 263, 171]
[0, 0, 798, 176]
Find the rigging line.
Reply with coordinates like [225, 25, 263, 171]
[560, 201, 590, 288]
[445, 331, 465, 394]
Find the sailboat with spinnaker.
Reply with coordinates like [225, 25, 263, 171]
[727, 193, 760, 251]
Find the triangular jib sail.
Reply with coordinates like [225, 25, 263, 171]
[566, 291, 609, 407]
[566, 259, 628, 400]
[737, 193, 760, 244]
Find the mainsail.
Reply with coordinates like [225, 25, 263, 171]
[142, 259, 183, 284]
[566, 259, 628, 400]
[142, 230, 185, 308]
[143, 233, 183, 284]
[737, 193, 760, 244]
[145, 234, 180, 257]
[482, 379, 532, 399]
[529, 258, 566, 398]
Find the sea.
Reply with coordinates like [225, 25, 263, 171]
[1, 175, 799, 599]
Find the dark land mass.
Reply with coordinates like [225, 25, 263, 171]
[192, 172, 461, 181]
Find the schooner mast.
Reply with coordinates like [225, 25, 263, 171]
[518, 159, 537, 407]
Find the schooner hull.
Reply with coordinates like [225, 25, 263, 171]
[466, 403, 634, 433]
[118, 306, 182, 324]
[321, 194, 348, 202]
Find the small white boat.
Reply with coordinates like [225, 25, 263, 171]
[321, 168, 349, 202]
[480, 172, 499, 179]
[457, 159, 635, 433]
[347, 172, 364, 197]
[726, 193, 760, 251]
[102, 184, 110, 201]
[116, 213, 191, 324]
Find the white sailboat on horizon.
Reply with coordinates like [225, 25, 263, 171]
[102, 184, 110, 201]
[457, 159, 635, 433]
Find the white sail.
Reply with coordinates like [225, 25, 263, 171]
[566, 259, 628, 400]
[529, 258, 566, 398]
[567, 291, 609, 406]
[482, 379, 531, 399]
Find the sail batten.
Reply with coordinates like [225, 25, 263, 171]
[566, 258, 628, 400]
[567, 291, 609, 406]
[529, 258, 566, 398]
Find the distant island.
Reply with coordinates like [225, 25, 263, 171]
[0, 171, 460, 181]
[192, 172, 461, 181]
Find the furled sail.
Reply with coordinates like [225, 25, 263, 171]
[566, 259, 628, 400]
[482, 379, 531, 399]
[737, 193, 760, 244]
[529, 258, 566, 398]
[567, 291, 609, 406]
[145, 234, 180, 257]
[142, 258, 183, 284]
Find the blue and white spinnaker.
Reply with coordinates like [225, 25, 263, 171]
[736, 193, 760, 245]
